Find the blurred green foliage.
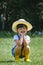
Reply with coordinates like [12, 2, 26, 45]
[0, 0, 43, 31]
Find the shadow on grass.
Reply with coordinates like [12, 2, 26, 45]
[0, 60, 15, 63]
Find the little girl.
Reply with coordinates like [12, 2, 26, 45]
[12, 19, 32, 62]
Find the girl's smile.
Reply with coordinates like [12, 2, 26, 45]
[17, 27, 28, 35]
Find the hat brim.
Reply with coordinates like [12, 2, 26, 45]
[12, 21, 32, 32]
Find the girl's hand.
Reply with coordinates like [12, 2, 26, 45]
[20, 32, 25, 37]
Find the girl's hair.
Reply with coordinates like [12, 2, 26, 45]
[17, 24, 27, 29]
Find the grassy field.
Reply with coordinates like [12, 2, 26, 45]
[0, 31, 43, 65]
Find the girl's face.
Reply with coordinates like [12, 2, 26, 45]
[17, 26, 28, 35]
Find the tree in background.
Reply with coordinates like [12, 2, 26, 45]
[0, 0, 43, 31]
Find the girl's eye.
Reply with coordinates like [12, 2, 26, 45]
[24, 27, 25, 29]
[23, 27, 26, 29]
[19, 28, 21, 30]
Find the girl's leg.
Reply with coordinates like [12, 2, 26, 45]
[24, 46, 31, 62]
[15, 46, 21, 61]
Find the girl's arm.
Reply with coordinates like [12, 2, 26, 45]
[15, 36, 23, 46]
[23, 36, 30, 47]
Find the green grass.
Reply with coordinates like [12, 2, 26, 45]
[0, 31, 43, 65]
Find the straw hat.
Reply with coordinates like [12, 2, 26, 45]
[12, 19, 32, 32]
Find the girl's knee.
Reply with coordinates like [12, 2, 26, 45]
[24, 45, 30, 50]
[15, 46, 21, 51]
